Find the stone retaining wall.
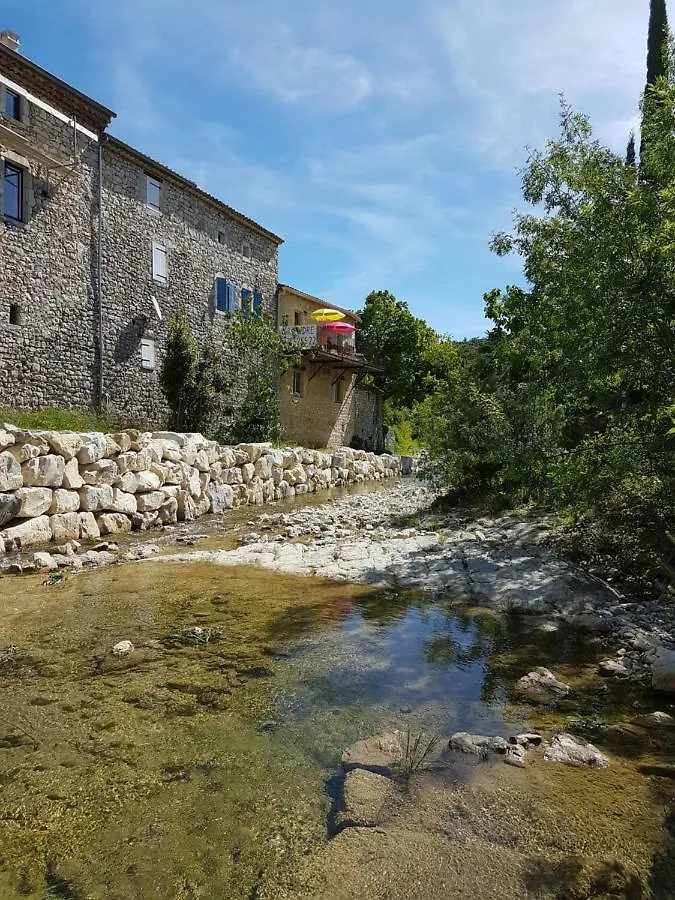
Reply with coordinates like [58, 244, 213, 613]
[0, 426, 400, 553]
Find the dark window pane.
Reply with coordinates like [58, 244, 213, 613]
[5, 90, 20, 120]
[3, 164, 22, 220]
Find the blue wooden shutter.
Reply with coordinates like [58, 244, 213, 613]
[241, 288, 252, 318]
[253, 291, 263, 316]
[226, 282, 236, 311]
[215, 277, 227, 312]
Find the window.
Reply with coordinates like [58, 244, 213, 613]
[152, 241, 167, 283]
[294, 310, 302, 326]
[241, 287, 252, 317]
[4, 89, 20, 120]
[334, 378, 344, 403]
[3, 162, 23, 221]
[215, 277, 236, 313]
[218, 231, 226, 245]
[253, 291, 263, 317]
[242, 241, 252, 259]
[9, 303, 22, 326]
[292, 369, 303, 397]
[140, 338, 156, 371]
[146, 175, 161, 212]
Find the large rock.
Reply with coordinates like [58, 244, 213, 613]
[543, 733, 609, 768]
[50, 512, 80, 542]
[0, 492, 21, 527]
[0, 451, 23, 491]
[449, 732, 508, 755]
[208, 482, 235, 514]
[110, 489, 137, 515]
[342, 732, 404, 771]
[21, 454, 65, 488]
[62, 457, 84, 489]
[15, 487, 53, 517]
[236, 443, 271, 463]
[47, 432, 83, 460]
[515, 668, 570, 704]
[109, 432, 132, 453]
[135, 470, 162, 492]
[78, 511, 100, 540]
[49, 489, 80, 514]
[81, 459, 119, 485]
[157, 497, 178, 525]
[339, 769, 397, 827]
[1, 515, 52, 550]
[136, 490, 167, 512]
[78, 484, 114, 512]
[0, 430, 15, 450]
[77, 434, 107, 465]
[96, 513, 132, 535]
[652, 648, 675, 694]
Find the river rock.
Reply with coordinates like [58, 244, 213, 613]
[449, 732, 508, 755]
[112, 640, 134, 656]
[342, 731, 404, 771]
[0, 492, 21, 527]
[503, 744, 528, 768]
[50, 513, 80, 542]
[0, 451, 23, 491]
[652, 648, 675, 694]
[543, 733, 609, 768]
[15, 487, 53, 518]
[1, 515, 52, 550]
[339, 769, 397, 827]
[515, 668, 570, 704]
[597, 659, 630, 677]
[96, 513, 132, 536]
[33, 551, 58, 571]
[21, 454, 65, 488]
[78, 511, 101, 540]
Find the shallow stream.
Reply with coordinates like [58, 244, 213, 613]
[1, 510, 674, 897]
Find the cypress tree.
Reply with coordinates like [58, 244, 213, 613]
[640, 0, 670, 166]
[626, 131, 637, 166]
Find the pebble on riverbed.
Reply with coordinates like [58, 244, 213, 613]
[111, 640, 134, 656]
[543, 733, 610, 769]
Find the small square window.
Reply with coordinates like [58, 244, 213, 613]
[292, 369, 303, 397]
[146, 175, 161, 212]
[218, 231, 226, 245]
[9, 303, 22, 326]
[140, 338, 156, 370]
[4, 89, 20, 120]
[242, 241, 252, 259]
[3, 162, 23, 221]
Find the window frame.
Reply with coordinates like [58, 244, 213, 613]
[4, 88, 20, 121]
[151, 240, 167, 283]
[215, 277, 237, 313]
[291, 368, 303, 397]
[146, 175, 162, 213]
[242, 241, 252, 259]
[3, 161, 23, 222]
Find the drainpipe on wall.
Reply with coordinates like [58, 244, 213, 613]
[96, 138, 105, 410]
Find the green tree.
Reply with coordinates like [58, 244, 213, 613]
[160, 310, 198, 431]
[641, 0, 670, 162]
[626, 131, 637, 167]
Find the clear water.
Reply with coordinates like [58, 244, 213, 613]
[0, 556, 673, 898]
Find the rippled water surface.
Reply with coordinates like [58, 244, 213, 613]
[0, 550, 673, 898]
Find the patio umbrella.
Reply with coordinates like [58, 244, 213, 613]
[309, 308, 345, 322]
[322, 322, 356, 332]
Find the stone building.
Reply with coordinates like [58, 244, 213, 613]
[0, 30, 282, 424]
[0, 31, 383, 445]
[277, 284, 383, 450]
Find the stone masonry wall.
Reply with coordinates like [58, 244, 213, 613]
[0, 426, 400, 559]
[100, 142, 280, 425]
[0, 97, 100, 410]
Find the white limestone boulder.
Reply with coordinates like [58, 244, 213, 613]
[77, 433, 107, 464]
[0, 451, 23, 490]
[208, 482, 235, 513]
[110, 489, 138, 515]
[50, 489, 80, 514]
[16, 487, 53, 518]
[79, 484, 114, 512]
[62, 457, 84, 489]
[135, 470, 162, 492]
[78, 511, 100, 540]
[50, 512, 80, 542]
[0, 430, 15, 450]
[157, 497, 178, 525]
[96, 513, 132, 535]
[136, 490, 167, 512]
[2, 515, 52, 550]
[81, 459, 119, 486]
[109, 432, 132, 453]
[47, 432, 83, 460]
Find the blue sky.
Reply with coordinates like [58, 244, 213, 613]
[5, 1, 655, 336]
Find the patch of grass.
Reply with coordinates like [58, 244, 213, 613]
[0, 406, 147, 433]
[399, 727, 441, 776]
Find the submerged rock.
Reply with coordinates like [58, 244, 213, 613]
[339, 769, 397, 827]
[342, 731, 404, 771]
[449, 732, 508, 755]
[503, 744, 528, 768]
[514, 668, 570, 704]
[111, 640, 134, 656]
[543, 733, 609, 768]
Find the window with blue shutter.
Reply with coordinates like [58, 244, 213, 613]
[253, 291, 263, 316]
[226, 282, 236, 311]
[215, 277, 227, 312]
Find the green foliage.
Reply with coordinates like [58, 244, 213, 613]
[399, 727, 441, 776]
[160, 310, 199, 431]
[0, 406, 142, 432]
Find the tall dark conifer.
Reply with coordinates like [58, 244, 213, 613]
[640, 0, 670, 163]
[626, 131, 637, 166]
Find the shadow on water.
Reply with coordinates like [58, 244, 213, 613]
[0, 560, 673, 898]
